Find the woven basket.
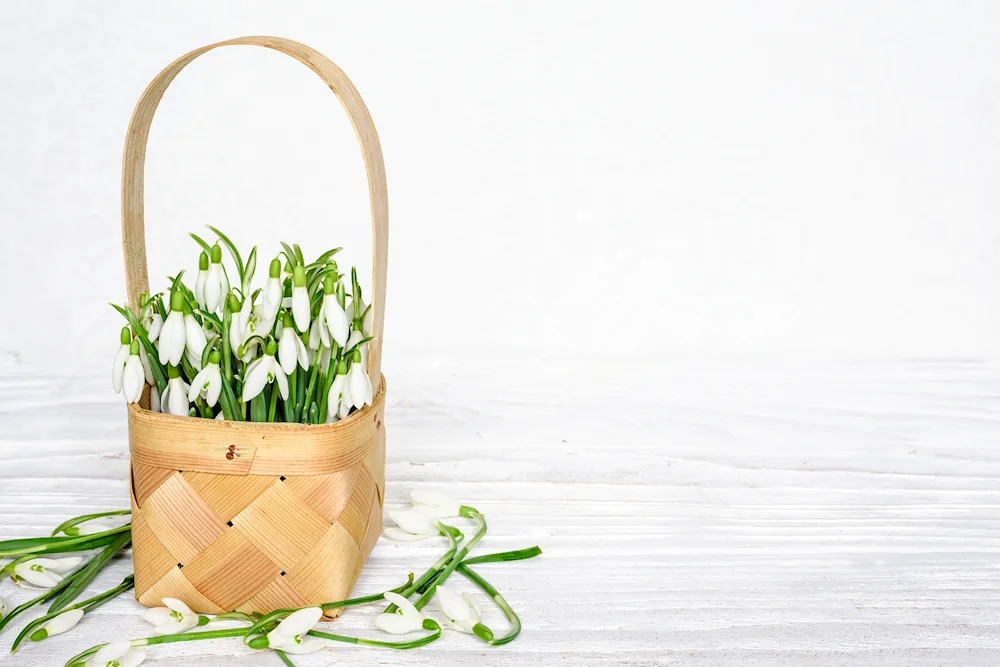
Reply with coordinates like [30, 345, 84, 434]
[121, 37, 388, 618]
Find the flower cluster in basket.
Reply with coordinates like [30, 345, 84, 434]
[111, 226, 374, 423]
[0, 490, 541, 665]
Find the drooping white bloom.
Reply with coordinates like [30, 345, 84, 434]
[345, 329, 368, 369]
[291, 265, 311, 333]
[143, 598, 200, 635]
[308, 302, 330, 350]
[374, 592, 426, 635]
[14, 557, 83, 588]
[278, 320, 310, 375]
[215, 412, 225, 420]
[204, 244, 227, 312]
[265, 606, 325, 655]
[194, 251, 209, 309]
[242, 342, 288, 402]
[187, 351, 222, 407]
[111, 328, 131, 393]
[384, 509, 439, 541]
[137, 345, 154, 385]
[436, 586, 484, 635]
[85, 640, 146, 667]
[322, 278, 349, 347]
[161, 368, 190, 417]
[262, 258, 284, 322]
[142, 309, 163, 342]
[123, 341, 145, 404]
[346, 294, 372, 337]
[158, 292, 187, 366]
[61, 519, 115, 536]
[347, 351, 373, 409]
[184, 314, 207, 366]
[324, 362, 350, 424]
[410, 489, 462, 519]
[35, 608, 85, 639]
[230, 295, 253, 353]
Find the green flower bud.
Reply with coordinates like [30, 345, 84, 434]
[211, 244, 222, 263]
[337, 359, 348, 375]
[265, 339, 278, 356]
[282, 311, 294, 328]
[293, 265, 307, 288]
[423, 618, 441, 631]
[170, 290, 185, 312]
[227, 294, 241, 313]
[323, 275, 337, 295]
[29, 628, 48, 642]
[209, 350, 221, 365]
[167, 365, 181, 379]
[247, 636, 269, 649]
[269, 258, 281, 279]
[120, 327, 132, 345]
[199, 251, 209, 271]
[130, 339, 141, 355]
[351, 349, 361, 363]
[473, 623, 494, 642]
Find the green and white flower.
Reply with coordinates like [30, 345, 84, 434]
[143, 598, 199, 635]
[111, 328, 132, 393]
[385, 509, 440, 541]
[187, 351, 222, 407]
[14, 557, 83, 588]
[264, 606, 325, 654]
[374, 592, 427, 635]
[32, 608, 84, 640]
[85, 640, 146, 667]
[411, 489, 462, 519]
[436, 586, 484, 635]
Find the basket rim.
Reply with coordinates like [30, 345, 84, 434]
[128, 373, 386, 433]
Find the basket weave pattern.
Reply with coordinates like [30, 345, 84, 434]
[128, 383, 386, 616]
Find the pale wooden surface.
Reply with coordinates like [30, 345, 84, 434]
[2, 356, 1000, 665]
[121, 36, 388, 391]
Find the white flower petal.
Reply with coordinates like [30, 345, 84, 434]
[242, 358, 269, 402]
[163, 598, 194, 615]
[383, 526, 433, 541]
[274, 364, 289, 400]
[374, 612, 422, 635]
[388, 509, 439, 536]
[436, 586, 478, 633]
[268, 607, 322, 648]
[119, 647, 147, 667]
[323, 296, 349, 347]
[410, 489, 462, 518]
[281, 638, 325, 655]
[166, 378, 190, 416]
[89, 641, 133, 666]
[291, 286, 310, 333]
[205, 264, 222, 312]
[138, 345, 154, 385]
[278, 330, 298, 375]
[348, 363, 373, 409]
[205, 368, 222, 407]
[123, 355, 145, 403]
[146, 312, 163, 342]
[112, 344, 129, 393]
[44, 608, 84, 636]
[36, 557, 83, 574]
[184, 315, 208, 360]
[143, 608, 173, 627]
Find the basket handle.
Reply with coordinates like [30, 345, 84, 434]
[122, 36, 388, 391]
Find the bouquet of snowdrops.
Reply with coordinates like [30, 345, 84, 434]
[110, 226, 374, 423]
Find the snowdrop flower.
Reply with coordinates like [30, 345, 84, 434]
[111, 328, 131, 393]
[143, 598, 200, 635]
[385, 509, 440, 541]
[14, 557, 83, 588]
[184, 314, 207, 367]
[411, 489, 462, 519]
[262, 258, 283, 322]
[204, 244, 228, 312]
[345, 329, 368, 369]
[194, 251, 209, 309]
[262, 606, 325, 654]
[122, 340, 145, 404]
[142, 308, 163, 343]
[374, 592, 427, 635]
[158, 291, 187, 366]
[229, 294, 251, 353]
[138, 345, 154, 385]
[242, 340, 288, 402]
[32, 608, 84, 640]
[308, 301, 330, 350]
[161, 366, 190, 416]
[60, 520, 114, 536]
[347, 349, 373, 409]
[436, 586, 487, 636]
[325, 360, 350, 423]
[322, 276, 349, 347]
[291, 265, 311, 333]
[85, 641, 146, 667]
[278, 314, 310, 374]
[187, 350, 222, 407]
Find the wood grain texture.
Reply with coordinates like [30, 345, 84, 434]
[1, 357, 1000, 665]
[120, 36, 387, 391]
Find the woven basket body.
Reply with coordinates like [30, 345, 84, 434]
[120, 37, 390, 616]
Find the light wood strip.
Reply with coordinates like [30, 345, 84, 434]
[140, 473, 228, 564]
[181, 529, 279, 611]
[232, 482, 330, 572]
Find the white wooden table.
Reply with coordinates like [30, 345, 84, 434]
[2, 357, 999, 665]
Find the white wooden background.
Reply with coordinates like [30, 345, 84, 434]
[2, 357, 999, 666]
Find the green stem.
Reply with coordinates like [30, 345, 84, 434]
[383, 524, 459, 615]
[0, 524, 130, 558]
[456, 563, 522, 645]
[12, 575, 135, 653]
[49, 531, 132, 613]
[275, 650, 297, 666]
[267, 381, 279, 422]
[462, 545, 543, 565]
[50, 510, 131, 538]
[307, 622, 442, 649]
[413, 508, 487, 611]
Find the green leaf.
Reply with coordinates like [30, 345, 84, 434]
[461, 546, 543, 565]
[307, 266, 341, 296]
[206, 225, 244, 283]
[242, 245, 258, 296]
[292, 243, 305, 266]
[189, 233, 213, 255]
[280, 242, 297, 267]
[307, 247, 342, 270]
[170, 270, 186, 295]
[50, 510, 131, 538]
[48, 532, 132, 613]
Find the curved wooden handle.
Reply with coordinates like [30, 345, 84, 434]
[122, 36, 388, 391]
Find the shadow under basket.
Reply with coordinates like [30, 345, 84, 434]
[128, 377, 386, 619]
